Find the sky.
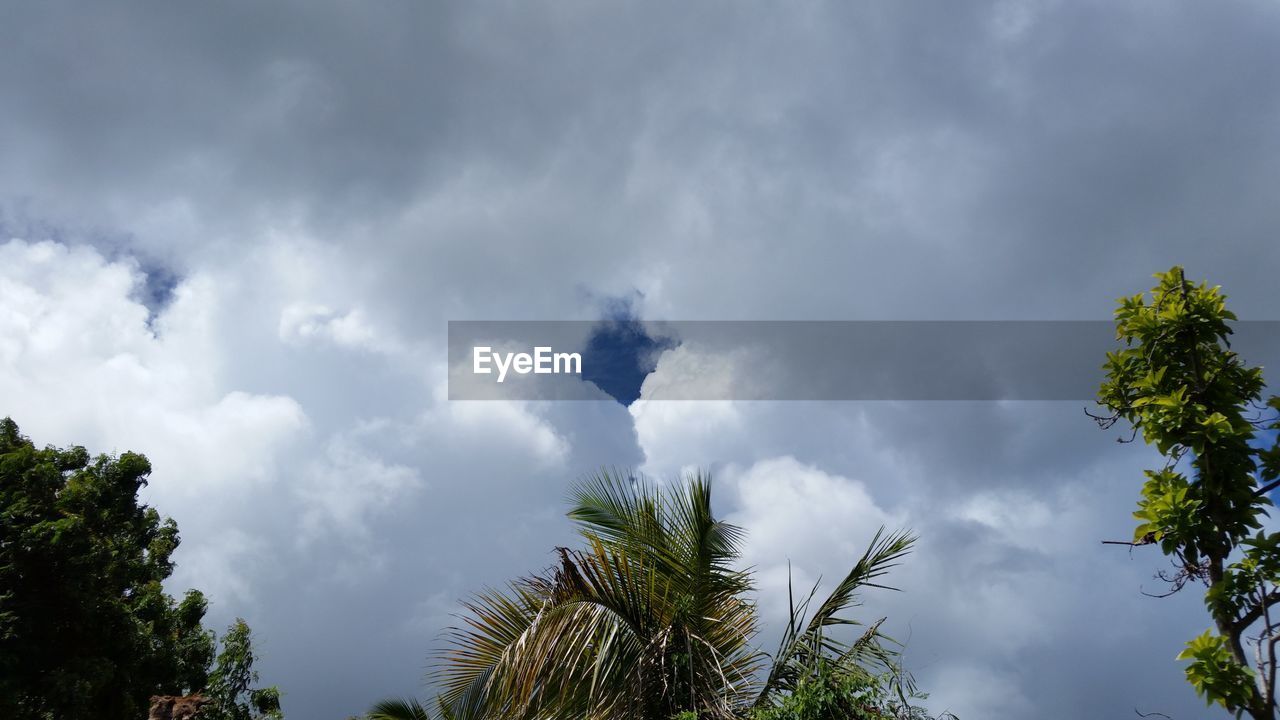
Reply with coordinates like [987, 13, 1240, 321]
[2, 2, 1280, 718]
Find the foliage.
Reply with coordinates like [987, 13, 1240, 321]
[1178, 630, 1258, 713]
[755, 532, 946, 720]
[0, 417, 281, 720]
[1095, 267, 1280, 718]
[375, 469, 942, 720]
[0, 417, 211, 719]
[753, 662, 882, 720]
[437, 471, 762, 720]
[752, 659, 925, 720]
[757, 529, 913, 707]
[205, 618, 285, 720]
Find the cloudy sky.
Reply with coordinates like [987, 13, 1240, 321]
[3, 2, 1280, 718]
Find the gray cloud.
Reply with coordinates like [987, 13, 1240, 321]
[3, 1, 1280, 718]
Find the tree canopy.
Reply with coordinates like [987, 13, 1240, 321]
[1096, 267, 1280, 718]
[0, 417, 281, 720]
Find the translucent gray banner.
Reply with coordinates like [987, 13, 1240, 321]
[447, 321, 1280, 401]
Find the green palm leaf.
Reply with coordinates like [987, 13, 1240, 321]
[366, 697, 431, 720]
[757, 527, 917, 706]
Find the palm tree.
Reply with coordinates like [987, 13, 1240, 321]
[372, 469, 921, 720]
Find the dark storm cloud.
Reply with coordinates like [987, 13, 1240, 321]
[7, 2, 1280, 320]
[5, 2, 1280, 718]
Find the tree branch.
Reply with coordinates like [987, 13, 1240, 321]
[1235, 590, 1280, 634]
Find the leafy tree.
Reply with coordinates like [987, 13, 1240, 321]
[0, 417, 281, 720]
[751, 659, 935, 720]
[372, 470, 942, 720]
[1094, 267, 1280, 718]
[0, 417, 211, 718]
[205, 618, 284, 720]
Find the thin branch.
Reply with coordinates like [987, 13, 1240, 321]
[1084, 405, 1120, 428]
[1102, 530, 1157, 548]
[1236, 590, 1280, 634]
[1243, 399, 1279, 429]
[1254, 477, 1280, 498]
[1263, 581, 1277, 711]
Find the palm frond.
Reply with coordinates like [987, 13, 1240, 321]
[434, 579, 548, 720]
[366, 697, 431, 720]
[757, 527, 917, 706]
